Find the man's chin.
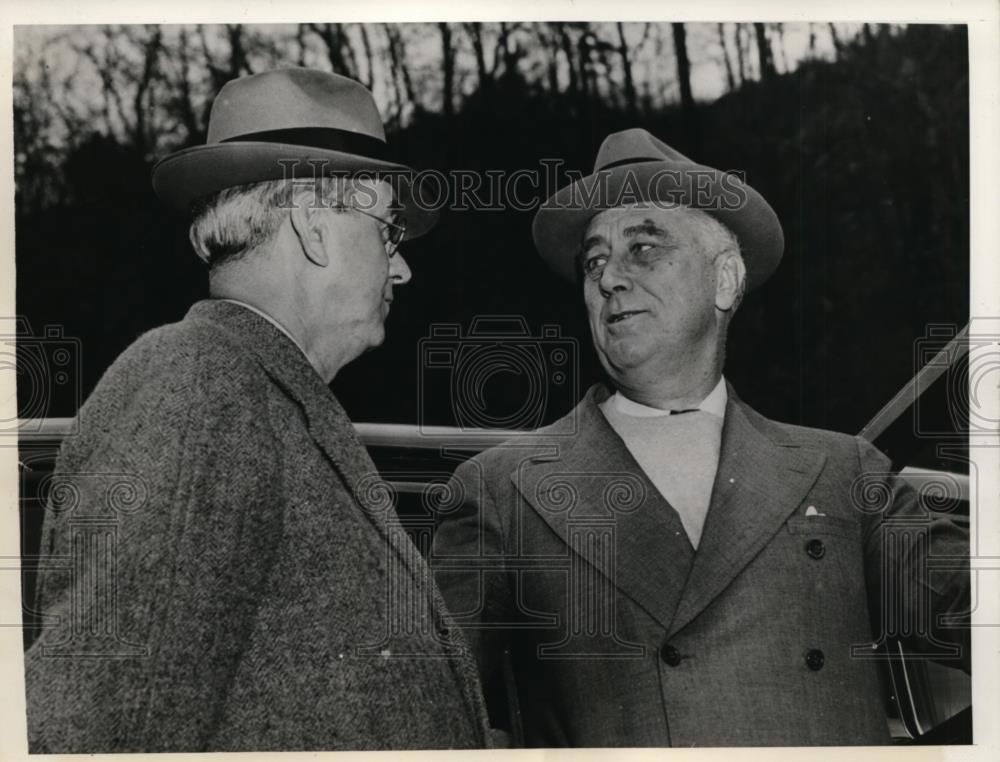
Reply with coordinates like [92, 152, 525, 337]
[366, 325, 387, 351]
[597, 338, 653, 373]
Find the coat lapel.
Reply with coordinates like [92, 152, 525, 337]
[666, 387, 827, 637]
[512, 385, 696, 631]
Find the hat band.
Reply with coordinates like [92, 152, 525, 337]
[220, 127, 390, 161]
[596, 156, 662, 172]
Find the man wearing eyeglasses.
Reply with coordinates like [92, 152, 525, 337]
[24, 69, 489, 753]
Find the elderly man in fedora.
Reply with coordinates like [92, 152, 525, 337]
[432, 128, 970, 746]
[24, 68, 489, 752]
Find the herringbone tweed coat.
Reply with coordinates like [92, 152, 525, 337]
[24, 299, 490, 752]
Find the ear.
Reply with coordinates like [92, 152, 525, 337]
[714, 251, 746, 313]
[188, 227, 211, 264]
[289, 202, 329, 267]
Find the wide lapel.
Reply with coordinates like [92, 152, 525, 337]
[512, 385, 697, 631]
[666, 386, 827, 637]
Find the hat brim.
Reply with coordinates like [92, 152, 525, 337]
[152, 142, 438, 240]
[532, 161, 784, 290]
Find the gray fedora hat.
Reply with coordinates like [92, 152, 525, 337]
[152, 67, 436, 239]
[532, 128, 784, 289]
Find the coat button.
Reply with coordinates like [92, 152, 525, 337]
[805, 648, 825, 671]
[660, 644, 682, 667]
[806, 538, 825, 559]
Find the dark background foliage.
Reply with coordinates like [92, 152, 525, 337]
[14, 23, 969, 468]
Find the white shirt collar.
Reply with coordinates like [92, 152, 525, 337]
[214, 298, 308, 357]
[610, 376, 728, 419]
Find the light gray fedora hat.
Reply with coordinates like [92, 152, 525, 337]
[532, 128, 784, 289]
[152, 67, 436, 239]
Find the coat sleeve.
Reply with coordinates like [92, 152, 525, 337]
[432, 457, 516, 704]
[855, 437, 971, 673]
[26, 343, 286, 752]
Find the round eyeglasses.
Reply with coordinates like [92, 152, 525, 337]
[332, 203, 407, 257]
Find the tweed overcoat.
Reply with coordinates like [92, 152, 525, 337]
[24, 300, 490, 752]
[432, 382, 969, 747]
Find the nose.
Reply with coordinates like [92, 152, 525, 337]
[389, 252, 412, 285]
[598, 253, 631, 298]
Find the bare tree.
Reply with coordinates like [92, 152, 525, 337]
[384, 25, 415, 121]
[735, 23, 748, 85]
[771, 23, 788, 73]
[496, 22, 530, 87]
[77, 30, 129, 141]
[439, 22, 455, 117]
[617, 23, 638, 118]
[535, 23, 561, 94]
[358, 24, 375, 89]
[589, 29, 618, 105]
[14, 57, 69, 208]
[295, 24, 308, 67]
[577, 27, 598, 102]
[70, 26, 168, 155]
[466, 23, 491, 92]
[754, 22, 776, 82]
[169, 27, 203, 143]
[310, 23, 359, 79]
[554, 23, 580, 101]
[224, 25, 250, 80]
[717, 23, 736, 92]
[130, 25, 163, 155]
[829, 23, 844, 58]
[672, 23, 699, 150]
[672, 24, 694, 109]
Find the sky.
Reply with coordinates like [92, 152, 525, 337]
[13, 21, 859, 145]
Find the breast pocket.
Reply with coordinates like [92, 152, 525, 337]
[785, 514, 865, 599]
[785, 514, 859, 539]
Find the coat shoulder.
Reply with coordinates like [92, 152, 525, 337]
[64, 313, 275, 467]
[457, 404, 578, 483]
[113, 314, 262, 381]
[740, 403, 875, 471]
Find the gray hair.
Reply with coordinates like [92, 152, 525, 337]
[683, 207, 746, 310]
[188, 177, 351, 268]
